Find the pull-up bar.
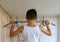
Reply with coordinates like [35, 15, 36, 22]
[3, 21, 41, 27]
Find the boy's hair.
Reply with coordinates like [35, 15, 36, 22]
[26, 9, 37, 20]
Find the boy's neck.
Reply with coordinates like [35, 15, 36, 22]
[27, 23, 35, 27]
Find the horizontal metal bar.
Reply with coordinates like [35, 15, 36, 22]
[17, 21, 41, 23]
[3, 21, 41, 27]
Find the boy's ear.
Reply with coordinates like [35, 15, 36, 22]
[25, 17, 28, 20]
[35, 17, 38, 20]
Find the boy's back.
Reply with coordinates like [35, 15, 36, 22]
[22, 25, 41, 42]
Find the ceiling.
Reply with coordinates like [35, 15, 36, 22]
[0, 0, 60, 18]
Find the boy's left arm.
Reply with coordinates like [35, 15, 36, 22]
[39, 20, 52, 36]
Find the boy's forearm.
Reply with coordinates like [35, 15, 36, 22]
[46, 25, 51, 35]
[10, 26, 21, 37]
[10, 26, 14, 33]
[46, 25, 50, 31]
[10, 26, 14, 37]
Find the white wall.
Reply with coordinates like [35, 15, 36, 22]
[58, 16, 60, 42]
[0, 0, 60, 18]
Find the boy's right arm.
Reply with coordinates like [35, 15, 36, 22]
[10, 21, 24, 37]
[10, 26, 24, 37]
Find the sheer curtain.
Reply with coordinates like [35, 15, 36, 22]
[0, 7, 22, 42]
[0, 8, 10, 42]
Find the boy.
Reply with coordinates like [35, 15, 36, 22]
[10, 9, 51, 42]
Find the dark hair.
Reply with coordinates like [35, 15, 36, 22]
[26, 9, 37, 20]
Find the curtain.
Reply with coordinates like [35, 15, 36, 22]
[0, 8, 10, 42]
